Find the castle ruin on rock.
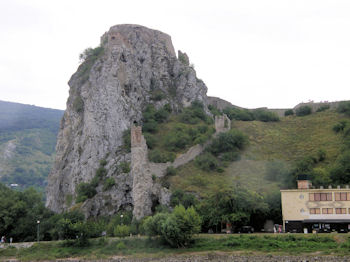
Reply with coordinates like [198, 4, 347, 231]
[46, 24, 210, 218]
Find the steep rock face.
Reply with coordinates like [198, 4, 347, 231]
[46, 24, 208, 217]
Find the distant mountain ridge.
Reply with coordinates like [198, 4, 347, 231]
[0, 100, 63, 133]
[0, 100, 63, 190]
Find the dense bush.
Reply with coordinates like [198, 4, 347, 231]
[223, 107, 254, 121]
[106, 211, 133, 237]
[144, 205, 201, 247]
[337, 101, 350, 116]
[208, 105, 222, 116]
[142, 104, 171, 133]
[333, 121, 348, 133]
[179, 101, 211, 124]
[150, 90, 166, 101]
[119, 161, 130, 173]
[73, 96, 84, 113]
[143, 213, 168, 236]
[330, 150, 350, 184]
[252, 109, 280, 122]
[223, 107, 279, 122]
[195, 152, 220, 172]
[284, 109, 294, 116]
[122, 129, 131, 152]
[170, 189, 197, 208]
[208, 129, 248, 156]
[296, 106, 312, 116]
[316, 104, 330, 112]
[149, 149, 175, 163]
[103, 177, 116, 191]
[76, 182, 97, 203]
[114, 225, 130, 238]
[144, 132, 157, 149]
[164, 129, 191, 151]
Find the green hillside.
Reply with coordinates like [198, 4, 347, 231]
[0, 101, 63, 191]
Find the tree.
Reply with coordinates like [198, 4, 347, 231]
[144, 205, 201, 247]
[161, 205, 201, 247]
[198, 186, 267, 233]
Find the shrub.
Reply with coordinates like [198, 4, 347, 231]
[155, 108, 170, 123]
[122, 129, 131, 152]
[99, 159, 107, 166]
[170, 189, 197, 208]
[252, 109, 279, 122]
[142, 119, 158, 133]
[151, 90, 166, 101]
[76, 182, 97, 203]
[73, 96, 84, 113]
[164, 130, 191, 151]
[208, 129, 248, 156]
[106, 211, 133, 236]
[316, 104, 330, 112]
[223, 107, 255, 121]
[149, 149, 175, 163]
[144, 132, 157, 149]
[116, 241, 126, 250]
[114, 225, 130, 238]
[79, 46, 104, 62]
[96, 166, 107, 179]
[284, 109, 294, 116]
[208, 105, 222, 116]
[143, 213, 168, 236]
[296, 105, 312, 116]
[195, 152, 220, 171]
[337, 101, 350, 116]
[179, 101, 209, 124]
[103, 177, 115, 191]
[166, 166, 177, 176]
[333, 121, 348, 133]
[161, 205, 201, 247]
[219, 151, 240, 161]
[119, 161, 130, 173]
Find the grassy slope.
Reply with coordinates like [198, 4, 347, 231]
[169, 110, 347, 196]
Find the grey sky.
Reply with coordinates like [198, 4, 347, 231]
[0, 0, 349, 110]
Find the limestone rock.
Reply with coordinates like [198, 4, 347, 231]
[46, 24, 209, 217]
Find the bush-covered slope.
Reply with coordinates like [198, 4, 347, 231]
[0, 101, 63, 190]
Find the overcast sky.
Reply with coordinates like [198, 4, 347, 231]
[1, 0, 350, 110]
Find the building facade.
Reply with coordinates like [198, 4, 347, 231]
[281, 176, 350, 233]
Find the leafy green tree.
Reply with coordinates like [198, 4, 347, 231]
[161, 205, 201, 247]
[198, 186, 267, 232]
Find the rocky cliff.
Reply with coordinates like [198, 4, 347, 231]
[46, 24, 209, 217]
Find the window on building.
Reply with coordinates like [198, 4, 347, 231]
[335, 192, 349, 201]
[310, 208, 320, 214]
[335, 208, 347, 214]
[309, 193, 332, 201]
[322, 208, 333, 214]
